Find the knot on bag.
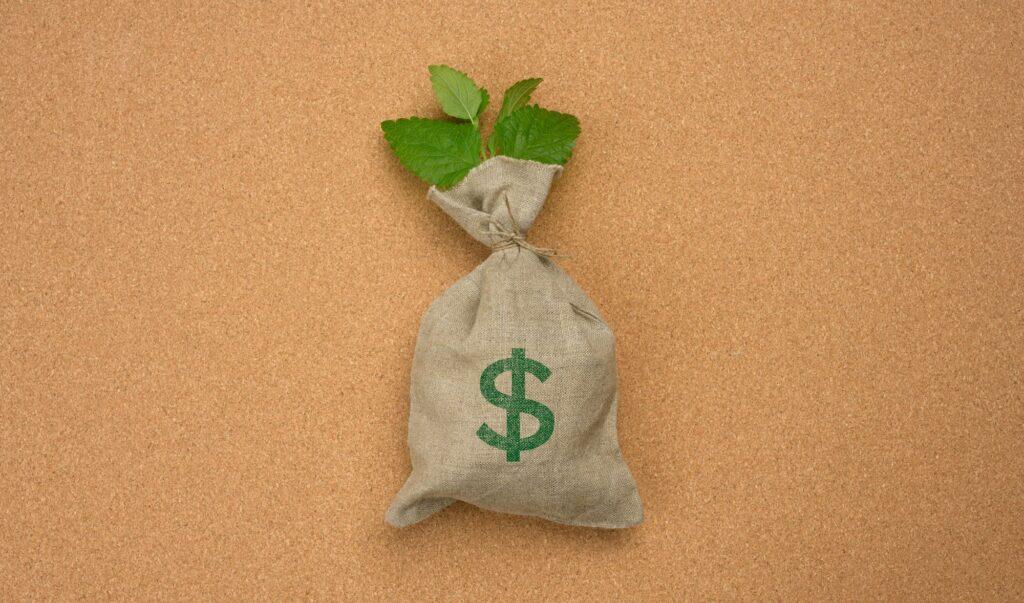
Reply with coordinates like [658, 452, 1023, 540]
[486, 194, 567, 259]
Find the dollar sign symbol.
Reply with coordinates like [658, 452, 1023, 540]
[477, 348, 554, 462]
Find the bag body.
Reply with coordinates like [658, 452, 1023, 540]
[386, 156, 642, 528]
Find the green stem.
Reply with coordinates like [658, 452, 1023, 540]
[473, 120, 487, 159]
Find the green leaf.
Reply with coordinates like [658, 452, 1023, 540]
[490, 105, 580, 165]
[477, 87, 489, 119]
[428, 65, 483, 122]
[495, 78, 542, 123]
[381, 117, 481, 187]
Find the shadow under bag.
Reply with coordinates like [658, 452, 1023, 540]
[386, 156, 642, 528]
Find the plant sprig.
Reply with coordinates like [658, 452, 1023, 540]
[382, 65, 580, 188]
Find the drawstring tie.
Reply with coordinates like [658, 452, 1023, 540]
[486, 195, 567, 259]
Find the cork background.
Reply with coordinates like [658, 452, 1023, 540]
[3, 1, 1023, 600]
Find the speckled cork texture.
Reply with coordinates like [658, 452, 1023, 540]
[2, 2, 1022, 600]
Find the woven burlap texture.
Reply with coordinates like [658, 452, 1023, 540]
[386, 156, 642, 528]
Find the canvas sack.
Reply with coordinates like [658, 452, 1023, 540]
[387, 156, 642, 528]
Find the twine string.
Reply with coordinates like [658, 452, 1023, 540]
[486, 194, 567, 259]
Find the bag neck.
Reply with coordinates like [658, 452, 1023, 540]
[427, 156, 563, 248]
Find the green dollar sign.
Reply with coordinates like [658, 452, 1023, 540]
[477, 348, 554, 462]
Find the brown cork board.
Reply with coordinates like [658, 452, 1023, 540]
[2, 1, 1022, 599]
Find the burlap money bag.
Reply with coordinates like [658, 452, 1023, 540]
[386, 156, 642, 528]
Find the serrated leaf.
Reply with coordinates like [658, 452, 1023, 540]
[496, 78, 542, 123]
[490, 105, 580, 165]
[428, 65, 483, 122]
[381, 117, 481, 187]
